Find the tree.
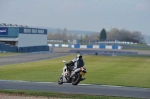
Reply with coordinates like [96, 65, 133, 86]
[100, 28, 107, 41]
[83, 34, 89, 41]
[72, 33, 78, 40]
[80, 34, 83, 44]
[56, 28, 62, 40]
[110, 28, 120, 41]
[47, 32, 53, 40]
[131, 31, 144, 43]
[62, 28, 68, 41]
[69, 33, 73, 41]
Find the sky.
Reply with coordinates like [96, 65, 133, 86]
[0, 0, 150, 35]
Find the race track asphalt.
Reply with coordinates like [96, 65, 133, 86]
[0, 80, 150, 99]
[0, 53, 71, 66]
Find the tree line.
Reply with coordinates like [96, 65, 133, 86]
[47, 28, 145, 44]
[100, 28, 145, 43]
[47, 28, 99, 42]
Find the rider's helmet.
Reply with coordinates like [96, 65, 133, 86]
[76, 53, 82, 59]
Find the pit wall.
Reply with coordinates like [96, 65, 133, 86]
[48, 44, 122, 50]
[0, 42, 49, 53]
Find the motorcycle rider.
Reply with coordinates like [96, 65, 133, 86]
[66, 52, 84, 76]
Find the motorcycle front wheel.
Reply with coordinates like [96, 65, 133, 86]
[72, 73, 82, 85]
[58, 75, 63, 85]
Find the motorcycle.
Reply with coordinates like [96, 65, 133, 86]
[58, 60, 87, 85]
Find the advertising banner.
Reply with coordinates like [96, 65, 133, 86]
[0, 27, 8, 35]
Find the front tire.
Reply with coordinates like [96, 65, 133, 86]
[72, 73, 82, 85]
[58, 75, 63, 85]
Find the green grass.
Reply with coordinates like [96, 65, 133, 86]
[0, 53, 20, 57]
[122, 44, 150, 50]
[123, 47, 150, 50]
[0, 54, 150, 88]
[0, 90, 140, 99]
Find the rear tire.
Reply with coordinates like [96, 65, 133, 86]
[58, 75, 63, 85]
[72, 73, 82, 85]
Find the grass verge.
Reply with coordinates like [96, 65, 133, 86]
[0, 54, 150, 88]
[0, 53, 20, 57]
[0, 90, 140, 99]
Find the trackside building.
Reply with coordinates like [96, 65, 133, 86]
[0, 25, 49, 52]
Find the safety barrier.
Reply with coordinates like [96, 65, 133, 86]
[0, 42, 49, 53]
[48, 44, 122, 49]
[18, 45, 49, 53]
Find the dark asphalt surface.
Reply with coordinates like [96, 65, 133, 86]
[0, 80, 150, 99]
[0, 52, 71, 66]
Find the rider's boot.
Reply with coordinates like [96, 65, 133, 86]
[80, 78, 86, 81]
